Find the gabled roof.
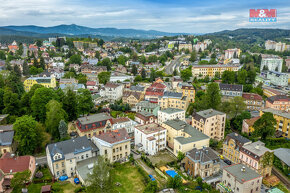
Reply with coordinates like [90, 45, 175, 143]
[123, 91, 142, 100]
[244, 116, 260, 127]
[0, 130, 14, 146]
[219, 83, 243, 92]
[95, 128, 129, 144]
[242, 93, 263, 101]
[186, 147, 219, 164]
[162, 91, 182, 99]
[267, 95, 290, 104]
[105, 82, 122, 89]
[274, 148, 290, 167]
[0, 153, 34, 174]
[241, 141, 271, 158]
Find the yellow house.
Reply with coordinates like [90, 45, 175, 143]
[158, 91, 189, 111]
[260, 108, 290, 138]
[24, 77, 57, 92]
[192, 64, 239, 78]
[161, 119, 210, 156]
[176, 82, 195, 103]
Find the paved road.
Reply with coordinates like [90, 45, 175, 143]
[22, 44, 28, 58]
[36, 156, 47, 165]
[164, 55, 183, 75]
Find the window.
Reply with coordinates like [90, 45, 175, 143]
[125, 145, 128, 149]
[62, 162, 65, 167]
[113, 149, 115, 153]
[105, 150, 107, 154]
[56, 164, 59, 169]
[86, 154, 89, 158]
[81, 155, 84, 159]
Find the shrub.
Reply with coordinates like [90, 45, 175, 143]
[35, 171, 43, 178]
[74, 186, 86, 193]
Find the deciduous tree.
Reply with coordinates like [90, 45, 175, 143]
[77, 88, 94, 116]
[253, 112, 276, 140]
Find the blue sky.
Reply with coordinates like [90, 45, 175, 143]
[0, 0, 289, 33]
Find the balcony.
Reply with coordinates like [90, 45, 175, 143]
[217, 183, 233, 193]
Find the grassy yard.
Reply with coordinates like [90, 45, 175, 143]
[28, 181, 81, 193]
[112, 163, 146, 193]
[148, 151, 177, 167]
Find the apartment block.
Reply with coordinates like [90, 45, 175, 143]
[192, 64, 240, 78]
[158, 108, 185, 124]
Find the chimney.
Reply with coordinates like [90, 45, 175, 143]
[235, 133, 238, 136]
[241, 166, 246, 172]
[255, 145, 260, 150]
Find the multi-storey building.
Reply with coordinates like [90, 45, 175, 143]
[223, 133, 252, 163]
[145, 82, 167, 103]
[75, 113, 113, 138]
[24, 76, 57, 92]
[134, 123, 167, 155]
[242, 116, 260, 134]
[172, 76, 183, 90]
[240, 141, 273, 177]
[260, 54, 283, 73]
[100, 82, 124, 102]
[0, 125, 14, 154]
[265, 95, 290, 112]
[217, 164, 263, 193]
[225, 48, 241, 59]
[265, 40, 277, 50]
[112, 117, 138, 138]
[261, 108, 290, 138]
[179, 43, 192, 52]
[136, 101, 160, 116]
[46, 136, 98, 178]
[135, 111, 157, 125]
[92, 128, 131, 163]
[184, 147, 221, 178]
[266, 71, 288, 87]
[242, 93, 264, 111]
[158, 91, 188, 110]
[122, 91, 144, 106]
[219, 84, 243, 99]
[161, 119, 210, 156]
[192, 109, 226, 140]
[192, 64, 240, 78]
[158, 108, 185, 124]
[176, 82, 195, 103]
[263, 87, 285, 98]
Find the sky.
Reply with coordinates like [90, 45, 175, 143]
[0, 0, 289, 33]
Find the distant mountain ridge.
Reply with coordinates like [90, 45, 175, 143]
[2, 24, 186, 39]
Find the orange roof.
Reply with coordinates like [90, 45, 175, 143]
[244, 116, 260, 127]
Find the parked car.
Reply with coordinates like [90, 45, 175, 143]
[149, 174, 156, 181]
[219, 155, 224, 160]
[224, 159, 232, 165]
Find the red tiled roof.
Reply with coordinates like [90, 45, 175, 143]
[0, 153, 34, 174]
[242, 93, 263, 101]
[86, 81, 96, 86]
[95, 128, 129, 144]
[105, 82, 121, 89]
[267, 95, 290, 104]
[244, 116, 260, 127]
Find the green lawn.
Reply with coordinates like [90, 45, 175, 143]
[28, 181, 80, 193]
[112, 163, 146, 193]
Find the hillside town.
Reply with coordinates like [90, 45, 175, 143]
[0, 35, 289, 193]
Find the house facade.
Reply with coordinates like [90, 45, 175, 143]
[158, 91, 188, 110]
[100, 82, 124, 102]
[24, 76, 57, 92]
[219, 83, 243, 99]
[265, 95, 289, 112]
[122, 91, 144, 106]
[135, 101, 160, 116]
[112, 117, 138, 138]
[242, 93, 263, 111]
[158, 108, 185, 124]
[0, 125, 14, 155]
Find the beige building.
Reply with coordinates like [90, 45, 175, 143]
[158, 108, 185, 124]
[179, 43, 192, 52]
[0, 125, 14, 154]
[192, 109, 226, 140]
[176, 82, 195, 103]
[161, 119, 210, 156]
[217, 164, 263, 193]
[92, 128, 131, 163]
[192, 64, 239, 78]
[184, 147, 221, 179]
[135, 111, 157, 125]
[122, 91, 144, 106]
[223, 133, 252, 164]
[265, 95, 289, 112]
[158, 91, 189, 111]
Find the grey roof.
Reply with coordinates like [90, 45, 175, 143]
[262, 108, 290, 119]
[226, 133, 251, 145]
[219, 83, 243, 91]
[0, 125, 13, 132]
[136, 101, 159, 110]
[0, 130, 14, 146]
[242, 141, 271, 157]
[186, 147, 219, 164]
[47, 136, 98, 162]
[193, 109, 225, 120]
[0, 115, 9, 123]
[161, 91, 182, 99]
[77, 113, 112, 125]
[59, 83, 85, 90]
[274, 148, 290, 166]
[159, 108, 184, 114]
[138, 111, 155, 117]
[76, 157, 98, 182]
[130, 85, 145, 92]
[163, 119, 209, 144]
[224, 164, 262, 183]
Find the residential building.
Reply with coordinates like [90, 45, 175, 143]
[145, 82, 167, 103]
[265, 95, 290, 112]
[86, 81, 98, 92]
[179, 43, 192, 52]
[81, 65, 107, 74]
[46, 136, 98, 178]
[158, 108, 185, 124]
[59, 78, 78, 85]
[69, 64, 80, 72]
[161, 119, 210, 156]
[125, 85, 146, 94]
[134, 123, 167, 155]
[261, 108, 290, 138]
[273, 148, 290, 174]
[265, 40, 277, 50]
[260, 54, 283, 73]
[91, 128, 131, 163]
[225, 48, 241, 59]
[223, 133, 252, 164]
[266, 71, 288, 87]
[217, 164, 262, 193]
[110, 72, 134, 83]
[176, 82, 195, 103]
[75, 157, 96, 185]
[219, 83, 243, 99]
[59, 83, 85, 92]
[158, 91, 188, 110]
[135, 111, 157, 125]
[263, 88, 285, 98]
[0, 153, 36, 192]
[75, 113, 113, 138]
[24, 77, 57, 92]
[184, 147, 221, 178]
[8, 41, 18, 53]
[172, 76, 183, 90]
[122, 91, 144, 106]
[240, 141, 273, 177]
[0, 125, 14, 154]
[112, 117, 137, 138]
[136, 101, 160, 116]
[192, 64, 240, 78]
[242, 93, 263, 111]
[192, 109, 226, 140]
[100, 82, 124, 102]
[242, 116, 260, 134]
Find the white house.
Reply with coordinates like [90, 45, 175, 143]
[100, 82, 124, 102]
[112, 117, 138, 137]
[134, 123, 167, 155]
[158, 108, 185, 124]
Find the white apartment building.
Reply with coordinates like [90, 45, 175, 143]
[260, 54, 283, 73]
[158, 108, 185, 124]
[100, 82, 124, 102]
[134, 123, 167, 155]
[112, 117, 138, 137]
[266, 71, 288, 87]
[225, 48, 240, 59]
